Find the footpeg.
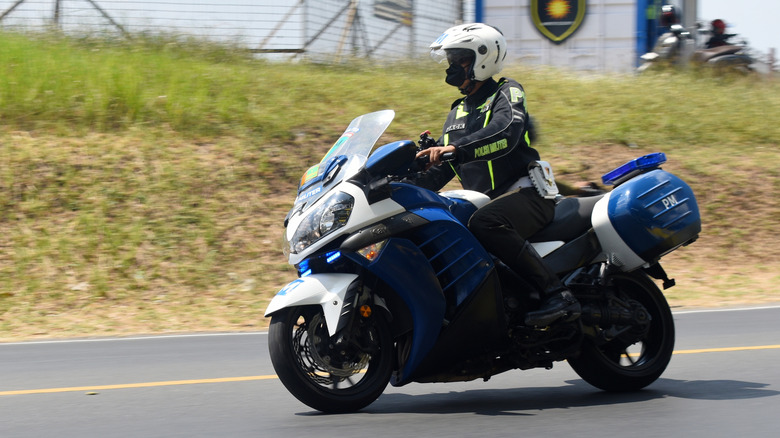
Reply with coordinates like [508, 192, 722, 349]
[524, 291, 581, 326]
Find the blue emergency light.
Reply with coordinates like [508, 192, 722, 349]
[601, 152, 667, 186]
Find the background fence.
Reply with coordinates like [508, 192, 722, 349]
[0, 0, 472, 60]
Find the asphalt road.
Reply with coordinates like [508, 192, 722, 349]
[2, 306, 779, 438]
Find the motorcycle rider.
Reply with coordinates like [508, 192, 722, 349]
[659, 4, 678, 29]
[705, 19, 735, 48]
[654, 5, 687, 57]
[411, 23, 580, 326]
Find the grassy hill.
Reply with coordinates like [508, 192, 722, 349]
[1, 32, 778, 341]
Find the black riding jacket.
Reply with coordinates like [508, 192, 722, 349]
[410, 77, 540, 199]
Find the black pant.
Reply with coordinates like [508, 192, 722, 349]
[468, 187, 554, 267]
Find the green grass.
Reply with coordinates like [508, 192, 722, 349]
[1, 31, 778, 340]
[0, 32, 451, 139]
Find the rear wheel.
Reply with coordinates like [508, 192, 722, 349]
[268, 305, 393, 413]
[569, 272, 675, 391]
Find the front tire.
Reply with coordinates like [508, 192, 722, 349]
[268, 305, 393, 413]
[569, 272, 675, 391]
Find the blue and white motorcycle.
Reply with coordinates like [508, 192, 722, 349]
[265, 110, 700, 413]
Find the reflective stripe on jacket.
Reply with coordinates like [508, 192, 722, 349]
[411, 77, 541, 199]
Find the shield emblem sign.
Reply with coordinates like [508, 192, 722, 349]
[531, 0, 586, 44]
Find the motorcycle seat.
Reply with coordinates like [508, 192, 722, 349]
[528, 195, 603, 243]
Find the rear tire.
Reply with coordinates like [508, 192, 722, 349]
[268, 305, 393, 413]
[569, 272, 675, 391]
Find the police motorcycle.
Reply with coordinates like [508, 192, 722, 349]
[265, 110, 701, 413]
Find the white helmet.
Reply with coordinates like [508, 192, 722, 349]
[430, 23, 507, 81]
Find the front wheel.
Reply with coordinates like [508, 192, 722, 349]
[568, 272, 675, 391]
[268, 305, 393, 413]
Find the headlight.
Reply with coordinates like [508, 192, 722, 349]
[286, 191, 354, 255]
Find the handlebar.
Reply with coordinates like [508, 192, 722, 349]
[417, 130, 455, 164]
[417, 130, 457, 164]
[418, 130, 437, 150]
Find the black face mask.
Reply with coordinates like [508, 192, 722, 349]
[445, 63, 468, 87]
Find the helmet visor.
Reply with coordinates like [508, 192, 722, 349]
[431, 48, 475, 65]
[430, 48, 448, 63]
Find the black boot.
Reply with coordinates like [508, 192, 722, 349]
[510, 242, 581, 326]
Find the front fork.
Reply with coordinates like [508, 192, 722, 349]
[331, 279, 391, 354]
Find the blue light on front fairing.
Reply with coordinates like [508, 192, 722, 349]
[295, 251, 342, 277]
[326, 251, 342, 264]
[602, 152, 667, 186]
[298, 259, 312, 277]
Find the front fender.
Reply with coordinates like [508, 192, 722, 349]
[264, 273, 359, 337]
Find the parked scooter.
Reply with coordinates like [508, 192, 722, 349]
[639, 22, 754, 73]
[691, 21, 754, 73]
[638, 23, 692, 72]
[265, 110, 701, 413]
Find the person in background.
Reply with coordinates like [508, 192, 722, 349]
[705, 19, 736, 48]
